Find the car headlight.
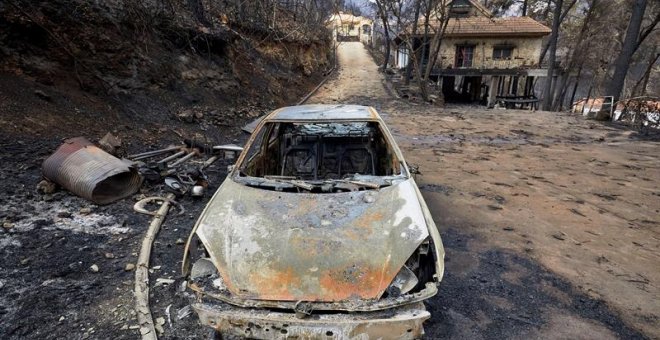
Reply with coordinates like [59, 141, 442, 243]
[385, 265, 419, 297]
[183, 233, 226, 289]
[385, 239, 437, 297]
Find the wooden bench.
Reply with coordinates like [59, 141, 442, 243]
[496, 95, 539, 110]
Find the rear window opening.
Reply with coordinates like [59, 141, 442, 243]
[235, 121, 405, 192]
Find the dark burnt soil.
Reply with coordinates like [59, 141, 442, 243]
[2, 93, 649, 340]
[425, 227, 647, 339]
[0, 107, 651, 339]
[0, 23, 319, 338]
[0, 121, 247, 339]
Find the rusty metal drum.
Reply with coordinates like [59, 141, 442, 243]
[42, 137, 142, 204]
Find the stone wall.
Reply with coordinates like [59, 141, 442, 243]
[436, 36, 543, 69]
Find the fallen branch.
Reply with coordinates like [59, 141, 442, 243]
[134, 193, 175, 340]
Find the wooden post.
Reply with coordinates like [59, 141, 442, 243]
[488, 76, 498, 108]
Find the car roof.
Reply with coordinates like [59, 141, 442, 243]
[265, 104, 379, 122]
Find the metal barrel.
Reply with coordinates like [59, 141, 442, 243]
[42, 137, 143, 205]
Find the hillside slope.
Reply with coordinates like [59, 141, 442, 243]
[0, 0, 332, 141]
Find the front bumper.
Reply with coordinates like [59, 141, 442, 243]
[193, 300, 430, 339]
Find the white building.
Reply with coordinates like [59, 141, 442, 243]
[328, 12, 373, 44]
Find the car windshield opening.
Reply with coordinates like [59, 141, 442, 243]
[236, 121, 405, 192]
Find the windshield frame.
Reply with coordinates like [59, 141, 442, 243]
[231, 108, 412, 183]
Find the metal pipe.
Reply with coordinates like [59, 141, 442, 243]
[168, 151, 197, 168]
[129, 146, 180, 160]
[201, 155, 220, 169]
[135, 193, 175, 340]
[157, 150, 186, 164]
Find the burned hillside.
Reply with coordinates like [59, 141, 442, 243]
[0, 0, 333, 140]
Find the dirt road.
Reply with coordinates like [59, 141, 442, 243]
[311, 42, 659, 339]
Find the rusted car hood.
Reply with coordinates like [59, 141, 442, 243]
[194, 178, 430, 302]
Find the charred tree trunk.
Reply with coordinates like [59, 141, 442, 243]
[552, 0, 598, 111]
[421, 5, 449, 103]
[605, 0, 647, 101]
[382, 29, 391, 71]
[568, 63, 583, 111]
[416, 0, 433, 101]
[539, 0, 577, 64]
[630, 50, 658, 97]
[541, 0, 552, 20]
[424, 15, 449, 81]
[404, 0, 423, 85]
[374, 0, 391, 70]
[555, 76, 569, 111]
[541, 0, 563, 111]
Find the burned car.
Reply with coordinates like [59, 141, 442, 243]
[182, 105, 445, 339]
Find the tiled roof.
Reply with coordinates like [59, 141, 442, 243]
[442, 16, 551, 37]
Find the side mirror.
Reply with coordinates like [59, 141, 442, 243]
[213, 144, 244, 160]
[408, 163, 421, 175]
